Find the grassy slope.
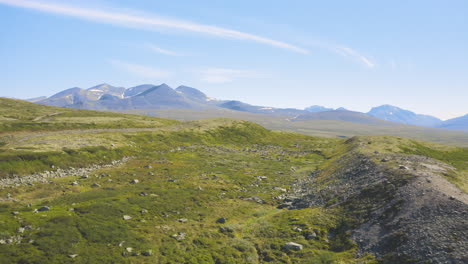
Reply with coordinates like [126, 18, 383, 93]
[0, 98, 178, 134]
[0, 99, 466, 263]
[129, 109, 468, 147]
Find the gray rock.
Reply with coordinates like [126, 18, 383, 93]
[68, 254, 78, 258]
[177, 218, 188, 223]
[219, 226, 234, 233]
[216, 217, 227, 224]
[284, 242, 303, 251]
[305, 232, 317, 240]
[91, 183, 101, 187]
[292, 226, 302, 232]
[123, 215, 132, 220]
[274, 187, 287, 192]
[130, 179, 139, 184]
[141, 209, 148, 214]
[172, 232, 186, 241]
[37, 206, 50, 211]
[141, 250, 153, 256]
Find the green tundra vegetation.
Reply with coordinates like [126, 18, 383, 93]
[0, 98, 466, 263]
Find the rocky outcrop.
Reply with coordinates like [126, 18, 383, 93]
[283, 146, 468, 263]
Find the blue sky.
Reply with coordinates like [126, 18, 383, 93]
[1, 0, 467, 119]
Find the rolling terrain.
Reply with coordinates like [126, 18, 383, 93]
[127, 108, 468, 148]
[0, 98, 467, 263]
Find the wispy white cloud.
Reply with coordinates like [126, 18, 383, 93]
[145, 44, 182, 56]
[0, 0, 309, 54]
[198, 68, 256, 83]
[333, 46, 376, 68]
[110, 60, 171, 78]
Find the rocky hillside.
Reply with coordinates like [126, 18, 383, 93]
[284, 137, 468, 263]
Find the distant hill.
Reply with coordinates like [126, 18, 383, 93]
[368, 104, 443, 127]
[304, 105, 333, 112]
[439, 114, 468, 131]
[293, 110, 390, 125]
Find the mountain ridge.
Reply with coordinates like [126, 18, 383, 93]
[29, 84, 467, 131]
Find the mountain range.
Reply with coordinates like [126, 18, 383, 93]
[30, 83, 467, 131]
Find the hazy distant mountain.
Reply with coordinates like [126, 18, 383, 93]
[124, 84, 155, 97]
[86, 83, 125, 100]
[294, 110, 390, 125]
[38, 84, 125, 108]
[26, 96, 47, 103]
[438, 114, 468, 131]
[127, 83, 201, 109]
[176, 85, 209, 102]
[304, 105, 333, 112]
[32, 84, 467, 131]
[368, 105, 443, 127]
[336, 107, 349, 111]
[219, 100, 305, 116]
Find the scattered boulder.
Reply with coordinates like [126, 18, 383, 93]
[305, 232, 317, 240]
[239, 196, 265, 204]
[68, 254, 78, 258]
[399, 165, 409, 170]
[177, 218, 188, 223]
[143, 165, 152, 169]
[123, 215, 132, 220]
[11, 211, 19, 215]
[142, 250, 153, 256]
[172, 232, 186, 241]
[381, 158, 389, 162]
[292, 226, 302, 232]
[91, 183, 101, 188]
[130, 179, 139, 184]
[71, 181, 79, 186]
[219, 226, 234, 233]
[216, 217, 227, 224]
[141, 209, 148, 214]
[284, 242, 303, 251]
[37, 206, 50, 212]
[273, 187, 287, 192]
